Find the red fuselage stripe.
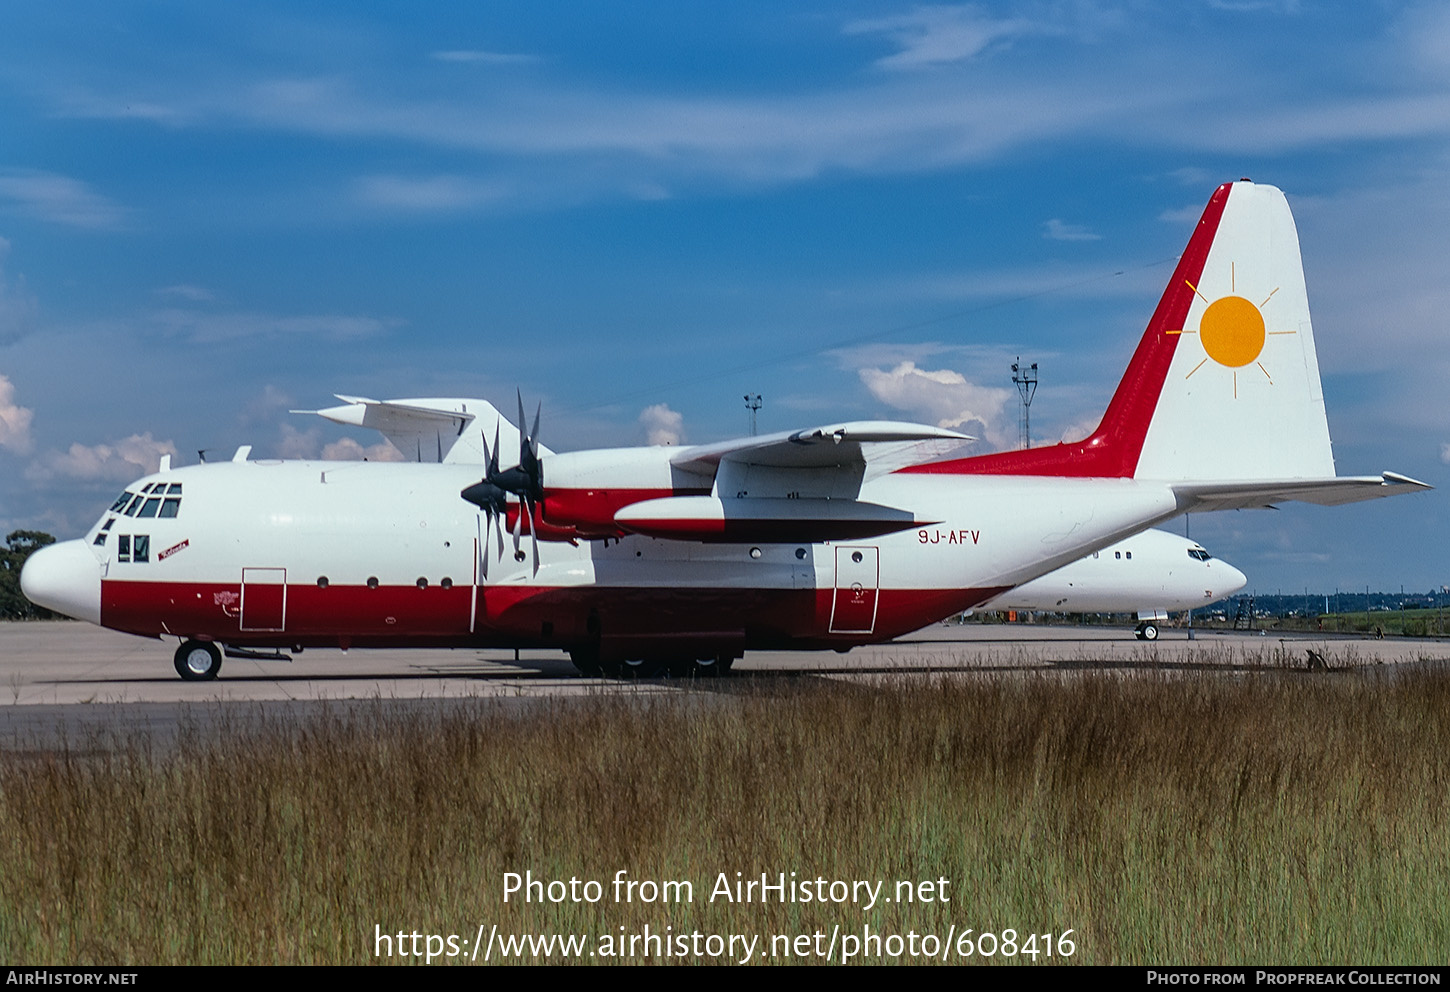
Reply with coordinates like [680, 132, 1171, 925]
[100, 579, 1010, 650]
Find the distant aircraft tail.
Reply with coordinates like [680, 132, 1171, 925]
[900, 181, 1428, 505]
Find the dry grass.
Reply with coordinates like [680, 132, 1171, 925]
[2, 666, 1448, 964]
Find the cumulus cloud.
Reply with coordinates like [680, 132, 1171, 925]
[0, 374, 34, 454]
[274, 422, 402, 461]
[639, 403, 684, 446]
[25, 433, 178, 484]
[321, 436, 405, 461]
[858, 360, 1012, 446]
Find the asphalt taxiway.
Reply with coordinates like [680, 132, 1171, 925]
[4, 619, 1447, 710]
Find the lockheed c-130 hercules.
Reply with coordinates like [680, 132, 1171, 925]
[21, 181, 1426, 679]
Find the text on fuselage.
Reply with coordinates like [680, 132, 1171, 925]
[918, 529, 980, 546]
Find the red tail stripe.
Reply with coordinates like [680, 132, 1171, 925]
[899, 182, 1233, 478]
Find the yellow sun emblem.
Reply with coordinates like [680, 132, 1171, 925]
[1169, 263, 1295, 398]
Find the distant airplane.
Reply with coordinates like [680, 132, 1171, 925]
[981, 528, 1247, 640]
[22, 181, 1428, 679]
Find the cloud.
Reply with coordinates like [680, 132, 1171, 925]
[355, 174, 512, 212]
[321, 436, 404, 461]
[0, 170, 128, 229]
[1441, 442, 1450, 464]
[844, 5, 1045, 70]
[155, 284, 216, 302]
[1042, 218, 1100, 241]
[639, 403, 684, 446]
[0, 375, 34, 454]
[145, 306, 399, 343]
[858, 360, 1012, 445]
[26, 433, 178, 484]
[274, 422, 403, 461]
[0, 238, 38, 344]
[430, 50, 539, 66]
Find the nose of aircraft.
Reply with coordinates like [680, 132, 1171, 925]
[19, 539, 102, 625]
[1214, 559, 1249, 600]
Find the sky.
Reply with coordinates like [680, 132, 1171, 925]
[1, 1, 1447, 596]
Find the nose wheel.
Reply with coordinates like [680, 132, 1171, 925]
[174, 640, 223, 681]
[1134, 622, 1159, 641]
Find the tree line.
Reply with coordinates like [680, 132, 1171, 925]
[0, 531, 57, 620]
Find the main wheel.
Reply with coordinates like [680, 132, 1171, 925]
[1139, 623, 1159, 641]
[620, 657, 666, 678]
[569, 646, 603, 677]
[174, 640, 222, 681]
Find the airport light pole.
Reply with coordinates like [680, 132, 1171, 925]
[1012, 359, 1038, 450]
[744, 394, 762, 436]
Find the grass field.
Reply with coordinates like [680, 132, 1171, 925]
[2, 665, 1447, 965]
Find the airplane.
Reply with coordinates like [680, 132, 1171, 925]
[980, 528, 1247, 640]
[21, 180, 1429, 680]
[300, 399, 1251, 641]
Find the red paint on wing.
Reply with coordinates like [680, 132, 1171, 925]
[899, 182, 1233, 479]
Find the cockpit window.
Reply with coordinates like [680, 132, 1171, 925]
[109, 492, 132, 513]
[123, 494, 143, 516]
[167, 483, 182, 494]
[1187, 548, 1212, 561]
[159, 497, 181, 518]
[137, 498, 162, 519]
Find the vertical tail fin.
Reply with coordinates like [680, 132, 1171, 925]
[1132, 181, 1333, 481]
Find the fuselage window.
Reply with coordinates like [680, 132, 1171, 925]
[159, 498, 181, 518]
[118, 535, 131, 562]
[1114, 551, 1121, 559]
[1126, 551, 1132, 560]
[137, 498, 162, 519]
[133, 535, 150, 562]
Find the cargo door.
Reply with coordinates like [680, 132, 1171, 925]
[829, 546, 878, 634]
[240, 567, 287, 632]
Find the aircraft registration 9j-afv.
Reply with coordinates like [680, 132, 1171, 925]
[22, 182, 1427, 679]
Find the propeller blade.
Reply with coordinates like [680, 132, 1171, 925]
[526, 497, 540, 575]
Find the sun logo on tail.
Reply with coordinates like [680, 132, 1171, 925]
[1168, 263, 1295, 398]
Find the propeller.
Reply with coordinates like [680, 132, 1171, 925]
[460, 391, 545, 574]
[461, 424, 507, 576]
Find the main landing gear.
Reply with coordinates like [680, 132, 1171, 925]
[568, 646, 737, 679]
[1134, 622, 1159, 641]
[174, 640, 223, 681]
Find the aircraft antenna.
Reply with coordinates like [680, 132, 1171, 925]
[1011, 358, 1037, 449]
[744, 393, 762, 436]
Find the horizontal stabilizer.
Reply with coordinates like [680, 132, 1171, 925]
[1174, 471, 1431, 511]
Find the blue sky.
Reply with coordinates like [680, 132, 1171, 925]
[1, 1, 1446, 595]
